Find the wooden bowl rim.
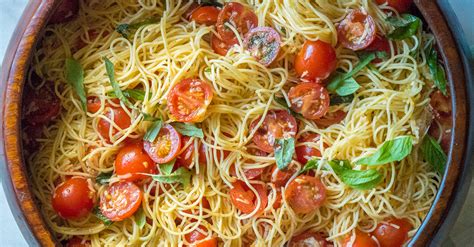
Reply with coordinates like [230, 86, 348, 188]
[0, 0, 471, 246]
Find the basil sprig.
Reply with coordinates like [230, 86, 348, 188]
[386, 14, 421, 40]
[143, 119, 163, 142]
[420, 135, 447, 174]
[96, 172, 113, 185]
[274, 138, 295, 170]
[104, 58, 134, 108]
[425, 43, 448, 95]
[151, 160, 192, 187]
[355, 136, 413, 166]
[171, 123, 204, 138]
[65, 58, 87, 111]
[116, 18, 158, 39]
[93, 207, 113, 226]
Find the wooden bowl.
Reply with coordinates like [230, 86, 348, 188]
[0, 0, 472, 246]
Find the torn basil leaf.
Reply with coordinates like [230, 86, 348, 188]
[143, 119, 163, 142]
[109, 89, 147, 101]
[93, 207, 113, 226]
[171, 123, 204, 138]
[96, 172, 113, 185]
[142, 112, 160, 122]
[330, 94, 354, 105]
[104, 58, 134, 108]
[329, 160, 383, 190]
[355, 136, 413, 166]
[420, 135, 447, 174]
[65, 58, 87, 111]
[134, 207, 146, 229]
[327, 73, 360, 96]
[425, 44, 448, 95]
[116, 18, 158, 39]
[151, 167, 192, 187]
[274, 138, 295, 170]
[386, 14, 421, 40]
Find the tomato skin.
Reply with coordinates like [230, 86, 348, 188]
[243, 27, 282, 66]
[52, 177, 94, 219]
[314, 110, 347, 128]
[66, 237, 91, 247]
[176, 136, 196, 168]
[190, 6, 220, 26]
[100, 181, 143, 221]
[115, 141, 156, 182]
[211, 34, 233, 56]
[86, 96, 101, 113]
[285, 175, 326, 214]
[97, 104, 132, 141]
[337, 9, 376, 51]
[430, 90, 452, 125]
[194, 238, 218, 247]
[375, 0, 413, 13]
[288, 83, 330, 120]
[373, 218, 412, 247]
[144, 124, 182, 164]
[23, 86, 61, 126]
[250, 110, 298, 153]
[229, 180, 268, 215]
[365, 35, 391, 63]
[167, 78, 214, 123]
[294, 40, 337, 81]
[295, 133, 324, 165]
[49, 0, 79, 24]
[271, 163, 298, 188]
[185, 225, 217, 247]
[342, 229, 378, 247]
[289, 231, 332, 247]
[216, 2, 258, 45]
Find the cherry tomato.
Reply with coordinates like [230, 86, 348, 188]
[97, 104, 132, 141]
[52, 177, 94, 219]
[365, 35, 391, 63]
[295, 133, 325, 164]
[430, 90, 452, 126]
[337, 9, 376, 51]
[216, 2, 258, 45]
[342, 229, 378, 247]
[373, 218, 412, 247]
[115, 141, 156, 182]
[176, 136, 196, 168]
[375, 0, 413, 13]
[66, 237, 91, 247]
[294, 40, 337, 81]
[144, 124, 182, 164]
[49, 0, 79, 24]
[250, 110, 298, 153]
[271, 163, 298, 188]
[314, 110, 347, 128]
[86, 96, 101, 113]
[185, 225, 218, 247]
[168, 78, 214, 123]
[271, 190, 283, 209]
[229, 180, 268, 215]
[288, 83, 330, 120]
[285, 175, 326, 214]
[100, 181, 143, 221]
[210, 34, 233, 56]
[289, 231, 332, 247]
[184, 2, 201, 19]
[243, 27, 281, 66]
[23, 86, 60, 126]
[190, 6, 220, 26]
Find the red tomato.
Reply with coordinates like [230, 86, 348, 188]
[289, 231, 332, 247]
[373, 218, 412, 247]
[23, 86, 60, 126]
[100, 181, 143, 221]
[115, 141, 156, 182]
[229, 180, 268, 215]
[211, 34, 233, 56]
[250, 110, 298, 153]
[185, 225, 217, 247]
[294, 40, 337, 81]
[216, 2, 258, 45]
[86, 96, 101, 113]
[144, 124, 182, 164]
[243, 27, 281, 66]
[270, 163, 298, 188]
[184, 2, 200, 19]
[337, 10, 376, 51]
[52, 177, 94, 219]
[365, 35, 391, 63]
[168, 78, 214, 123]
[430, 90, 452, 125]
[66, 237, 91, 247]
[285, 175, 326, 214]
[190, 6, 220, 25]
[295, 133, 324, 164]
[97, 104, 132, 141]
[288, 83, 330, 120]
[176, 136, 196, 168]
[49, 0, 79, 24]
[375, 0, 413, 13]
[271, 190, 283, 209]
[314, 110, 347, 128]
[342, 229, 378, 247]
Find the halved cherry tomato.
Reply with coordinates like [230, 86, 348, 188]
[23, 86, 60, 126]
[216, 2, 258, 45]
[115, 141, 156, 182]
[250, 110, 298, 153]
[144, 124, 182, 164]
[49, 0, 79, 24]
[294, 40, 337, 81]
[66, 237, 91, 247]
[185, 225, 218, 247]
[190, 6, 220, 26]
[295, 133, 325, 164]
[243, 27, 281, 66]
[97, 104, 132, 141]
[100, 181, 143, 221]
[342, 229, 378, 247]
[176, 136, 196, 168]
[271, 163, 298, 188]
[337, 9, 376, 51]
[285, 175, 326, 214]
[430, 90, 452, 126]
[373, 218, 412, 247]
[210, 34, 232, 56]
[288, 83, 330, 120]
[86, 96, 101, 113]
[52, 177, 94, 219]
[229, 180, 268, 215]
[184, 2, 201, 19]
[168, 78, 214, 123]
[314, 110, 347, 128]
[289, 231, 332, 247]
[365, 35, 391, 63]
[375, 0, 413, 13]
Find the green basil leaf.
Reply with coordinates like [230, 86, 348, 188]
[109, 89, 147, 101]
[93, 207, 113, 226]
[65, 58, 87, 111]
[151, 167, 192, 187]
[142, 112, 160, 121]
[116, 18, 158, 39]
[330, 94, 354, 105]
[274, 138, 295, 170]
[387, 14, 421, 40]
[171, 123, 204, 138]
[327, 73, 360, 96]
[96, 172, 113, 185]
[159, 160, 175, 176]
[355, 136, 413, 166]
[134, 207, 146, 229]
[329, 160, 383, 190]
[299, 158, 322, 174]
[426, 46, 448, 95]
[420, 135, 447, 174]
[143, 119, 163, 142]
[104, 58, 134, 108]
[274, 97, 302, 117]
